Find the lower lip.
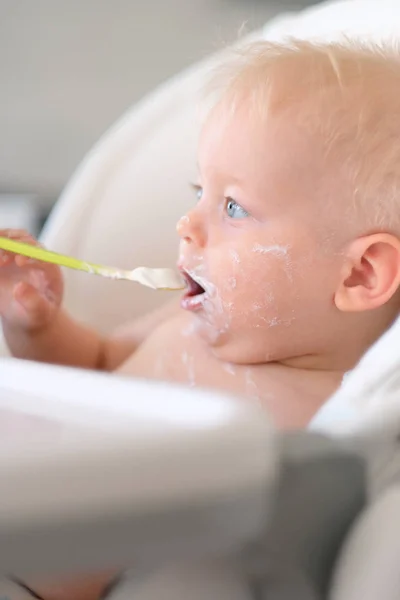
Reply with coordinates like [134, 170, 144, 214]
[181, 292, 206, 311]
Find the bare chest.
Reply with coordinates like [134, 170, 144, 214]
[117, 315, 337, 428]
[117, 315, 248, 396]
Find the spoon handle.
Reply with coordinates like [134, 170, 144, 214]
[0, 237, 128, 278]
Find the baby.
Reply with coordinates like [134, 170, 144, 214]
[3, 39, 400, 599]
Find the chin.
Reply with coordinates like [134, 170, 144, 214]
[204, 335, 246, 364]
[191, 314, 229, 347]
[191, 315, 269, 364]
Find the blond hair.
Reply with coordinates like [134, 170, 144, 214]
[208, 39, 400, 231]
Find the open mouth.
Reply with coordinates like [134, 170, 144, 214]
[183, 271, 206, 296]
[180, 270, 207, 311]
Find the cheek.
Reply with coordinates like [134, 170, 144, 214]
[213, 245, 296, 327]
[209, 246, 246, 301]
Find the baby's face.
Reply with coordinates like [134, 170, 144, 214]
[177, 102, 343, 364]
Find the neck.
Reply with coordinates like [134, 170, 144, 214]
[282, 311, 397, 373]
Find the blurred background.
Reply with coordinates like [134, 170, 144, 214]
[0, 0, 317, 234]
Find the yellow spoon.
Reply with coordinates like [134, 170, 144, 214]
[0, 237, 184, 291]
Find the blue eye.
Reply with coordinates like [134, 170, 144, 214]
[226, 198, 249, 219]
[192, 184, 203, 201]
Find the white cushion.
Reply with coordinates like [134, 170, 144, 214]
[312, 315, 400, 436]
[263, 0, 400, 45]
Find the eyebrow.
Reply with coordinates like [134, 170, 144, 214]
[196, 163, 247, 187]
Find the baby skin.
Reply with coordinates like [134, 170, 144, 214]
[3, 40, 400, 599]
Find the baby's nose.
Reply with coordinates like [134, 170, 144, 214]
[176, 214, 191, 236]
[176, 212, 206, 247]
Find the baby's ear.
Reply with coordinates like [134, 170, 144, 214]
[335, 233, 400, 312]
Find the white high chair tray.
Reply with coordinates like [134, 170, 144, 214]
[0, 358, 275, 576]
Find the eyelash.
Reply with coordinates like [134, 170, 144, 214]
[190, 183, 203, 201]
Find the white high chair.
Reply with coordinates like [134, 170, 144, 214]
[2, 1, 400, 599]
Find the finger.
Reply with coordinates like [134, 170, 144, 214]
[0, 229, 28, 239]
[18, 234, 40, 246]
[13, 281, 52, 323]
[0, 251, 12, 266]
[13, 281, 37, 307]
[15, 255, 37, 268]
